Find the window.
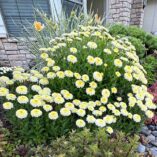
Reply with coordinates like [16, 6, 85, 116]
[62, 0, 84, 16]
[0, 0, 51, 37]
[0, 0, 87, 37]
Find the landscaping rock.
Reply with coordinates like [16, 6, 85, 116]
[137, 144, 146, 153]
[145, 144, 153, 149]
[148, 125, 156, 131]
[141, 127, 151, 136]
[150, 141, 157, 147]
[147, 134, 156, 142]
[152, 131, 157, 137]
[150, 147, 157, 157]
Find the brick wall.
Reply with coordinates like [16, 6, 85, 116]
[108, 0, 132, 25]
[130, 0, 144, 27]
[108, 0, 144, 26]
[0, 37, 35, 68]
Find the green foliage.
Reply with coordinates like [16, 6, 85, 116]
[109, 24, 147, 58]
[109, 24, 157, 59]
[1, 129, 140, 157]
[128, 37, 146, 58]
[20, 9, 104, 67]
[109, 24, 148, 44]
[0, 120, 11, 156]
[141, 55, 157, 85]
[109, 24, 128, 36]
[146, 34, 157, 52]
[32, 129, 140, 157]
[127, 26, 147, 44]
[0, 26, 154, 145]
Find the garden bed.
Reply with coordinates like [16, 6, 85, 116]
[1, 15, 157, 156]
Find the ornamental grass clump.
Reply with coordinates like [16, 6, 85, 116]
[0, 25, 156, 144]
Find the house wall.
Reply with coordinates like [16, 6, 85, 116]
[108, 0, 132, 25]
[0, 38, 34, 68]
[143, 0, 157, 33]
[130, 0, 144, 27]
[108, 0, 144, 26]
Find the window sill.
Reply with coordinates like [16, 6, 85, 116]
[0, 33, 7, 38]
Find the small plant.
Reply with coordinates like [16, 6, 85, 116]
[0, 120, 9, 156]
[32, 129, 140, 157]
[141, 55, 157, 85]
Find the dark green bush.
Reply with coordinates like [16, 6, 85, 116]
[109, 24, 128, 36]
[109, 24, 147, 58]
[146, 34, 157, 52]
[1, 124, 140, 157]
[109, 24, 157, 57]
[127, 26, 147, 44]
[109, 24, 148, 44]
[141, 55, 157, 85]
[128, 37, 146, 58]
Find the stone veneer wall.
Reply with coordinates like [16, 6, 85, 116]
[108, 0, 133, 25]
[130, 0, 144, 27]
[108, 0, 144, 26]
[0, 37, 35, 68]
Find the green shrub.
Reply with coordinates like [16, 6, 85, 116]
[146, 34, 157, 52]
[109, 24, 128, 36]
[141, 55, 157, 85]
[127, 26, 147, 44]
[33, 129, 140, 157]
[0, 25, 155, 145]
[128, 37, 146, 58]
[1, 129, 140, 157]
[109, 24, 147, 58]
[109, 24, 148, 44]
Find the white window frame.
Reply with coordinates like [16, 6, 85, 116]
[0, 9, 7, 38]
[105, 0, 110, 23]
[49, 0, 87, 21]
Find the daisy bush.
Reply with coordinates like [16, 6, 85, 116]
[0, 26, 156, 144]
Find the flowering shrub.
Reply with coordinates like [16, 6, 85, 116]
[0, 67, 13, 77]
[0, 67, 14, 87]
[0, 26, 156, 144]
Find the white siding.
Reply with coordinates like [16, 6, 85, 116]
[0, 12, 7, 37]
[143, 0, 157, 33]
